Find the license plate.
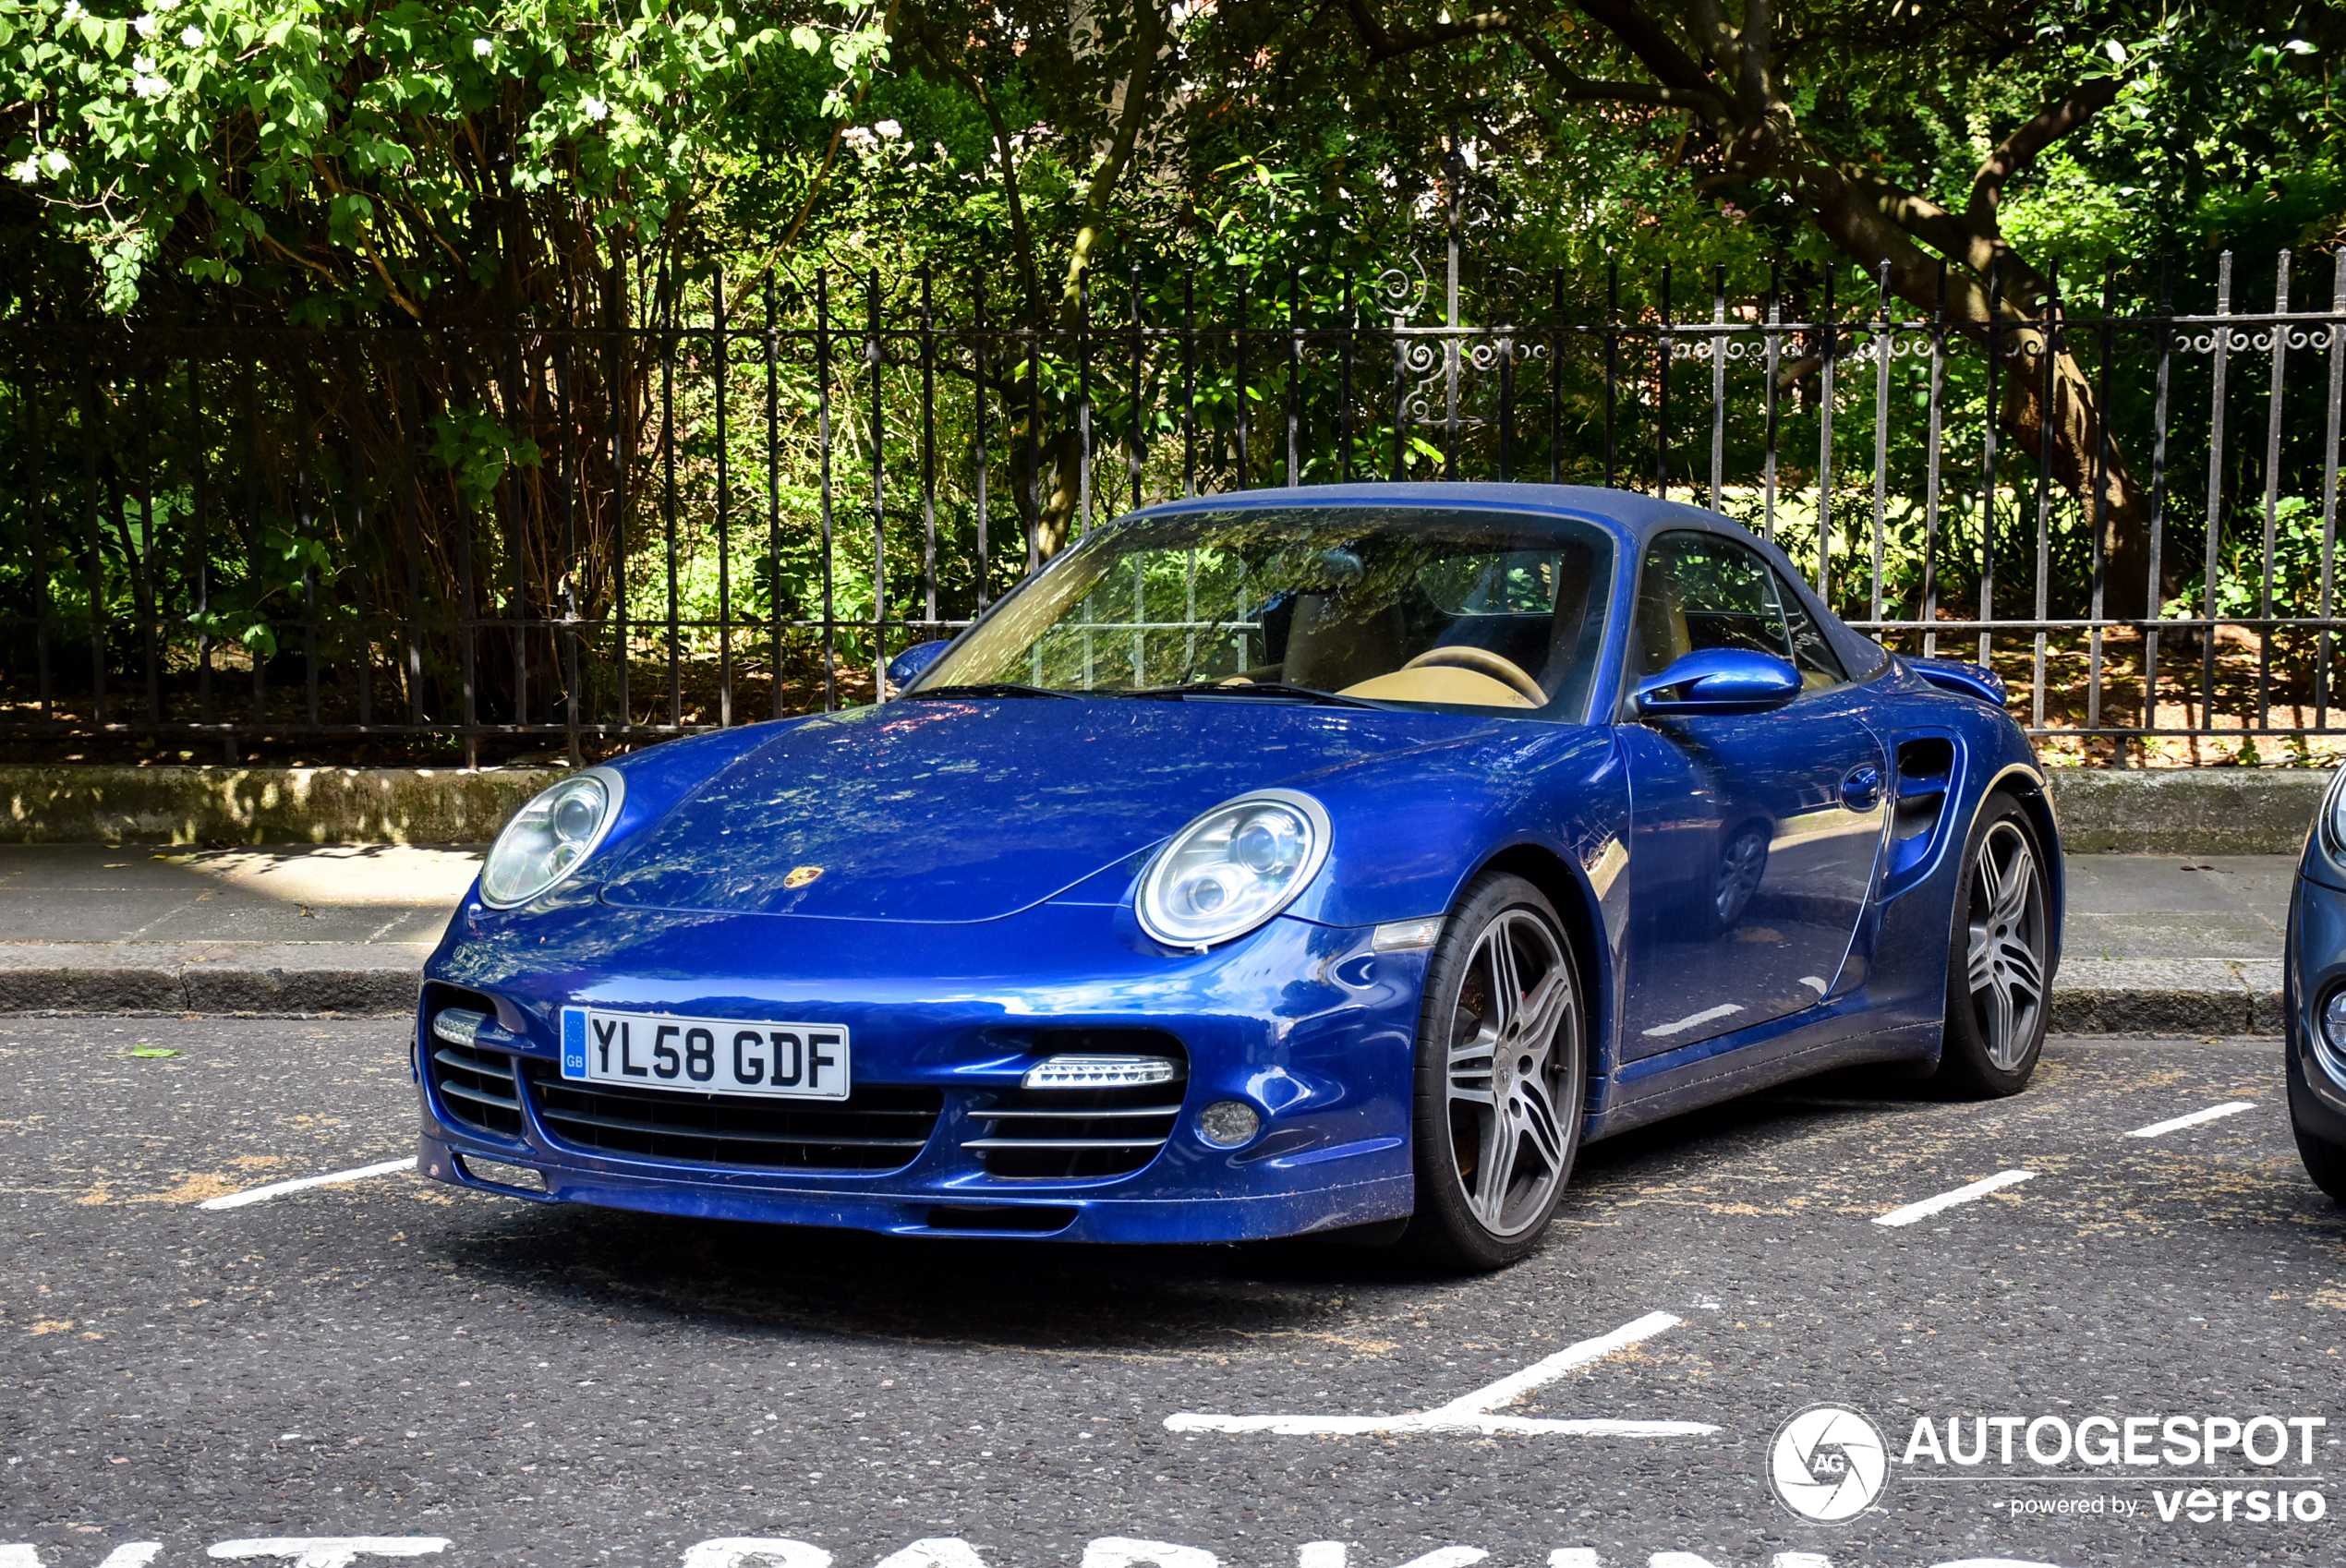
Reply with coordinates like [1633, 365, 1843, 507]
[561, 1008, 851, 1100]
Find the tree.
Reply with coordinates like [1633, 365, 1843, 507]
[1313, 0, 2337, 620]
[0, 0, 879, 717]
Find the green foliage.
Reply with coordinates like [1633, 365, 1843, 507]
[0, 0, 835, 315]
[2166, 496, 2338, 621]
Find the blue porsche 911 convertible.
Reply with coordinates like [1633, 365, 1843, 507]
[417, 483, 2062, 1267]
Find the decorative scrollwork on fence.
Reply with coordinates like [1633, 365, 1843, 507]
[2179, 324, 2345, 355]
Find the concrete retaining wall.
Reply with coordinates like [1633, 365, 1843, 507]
[2048, 767, 2328, 855]
[0, 761, 2334, 851]
[0, 766, 565, 845]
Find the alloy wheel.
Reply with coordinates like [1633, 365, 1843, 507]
[1444, 908, 1578, 1236]
[1965, 819, 2047, 1071]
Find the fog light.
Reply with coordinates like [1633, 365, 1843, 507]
[2324, 989, 2346, 1051]
[432, 1007, 490, 1046]
[1022, 1054, 1182, 1090]
[1198, 1099, 1261, 1147]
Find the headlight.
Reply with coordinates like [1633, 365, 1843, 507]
[1136, 789, 1331, 948]
[479, 767, 625, 909]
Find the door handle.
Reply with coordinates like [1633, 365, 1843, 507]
[1841, 766, 1882, 811]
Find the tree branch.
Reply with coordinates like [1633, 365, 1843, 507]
[1060, 0, 1167, 312]
[1965, 75, 2123, 236]
[1341, 0, 1518, 59]
[1735, 0, 1772, 117]
[1568, 0, 1722, 99]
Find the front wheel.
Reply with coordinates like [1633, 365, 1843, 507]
[2294, 1120, 2346, 1205]
[1929, 794, 2051, 1097]
[1401, 873, 1588, 1270]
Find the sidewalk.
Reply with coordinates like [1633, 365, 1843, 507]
[0, 843, 477, 1014]
[0, 842, 2303, 1031]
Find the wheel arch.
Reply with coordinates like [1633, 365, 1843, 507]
[1981, 761, 2064, 976]
[1468, 841, 1614, 1084]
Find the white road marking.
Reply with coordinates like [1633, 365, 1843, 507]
[1164, 1310, 1717, 1437]
[0, 1550, 160, 1568]
[1303, 1549, 1481, 1568]
[208, 1542, 447, 1568]
[1643, 1004, 1743, 1039]
[1873, 1170, 2035, 1228]
[680, 1542, 833, 1568]
[873, 1542, 987, 1568]
[2125, 1101, 2256, 1139]
[1081, 1542, 1217, 1568]
[198, 1157, 417, 1212]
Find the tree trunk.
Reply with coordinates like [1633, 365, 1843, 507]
[1998, 325, 2159, 623]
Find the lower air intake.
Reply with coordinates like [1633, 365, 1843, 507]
[520, 1062, 941, 1172]
[963, 1080, 1186, 1178]
[428, 1040, 525, 1138]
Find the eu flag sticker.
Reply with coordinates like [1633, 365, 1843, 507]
[562, 1007, 586, 1080]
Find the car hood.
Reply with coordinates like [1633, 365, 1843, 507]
[596, 696, 1515, 923]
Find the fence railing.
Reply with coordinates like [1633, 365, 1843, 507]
[2, 241, 2341, 766]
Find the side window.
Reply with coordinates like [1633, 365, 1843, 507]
[1633, 530, 1794, 678]
[1775, 571, 1847, 689]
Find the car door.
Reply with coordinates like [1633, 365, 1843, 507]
[1616, 529, 1887, 1056]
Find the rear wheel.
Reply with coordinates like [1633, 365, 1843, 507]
[1401, 873, 1588, 1270]
[1929, 795, 2050, 1098]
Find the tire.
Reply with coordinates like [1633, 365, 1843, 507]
[2286, 1043, 2346, 1205]
[1928, 793, 2052, 1098]
[2293, 1120, 2346, 1205]
[1400, 872, 1589, 1270]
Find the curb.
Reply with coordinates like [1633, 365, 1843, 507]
[0, 945, 427, 1017]
[2048, 960, 2285, 1037]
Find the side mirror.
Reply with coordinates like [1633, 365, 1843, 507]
[885, 638, 953, 691]
[1635, 647, 1802, 716]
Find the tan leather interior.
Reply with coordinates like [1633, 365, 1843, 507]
[1337, 666, 1539, 708]
[1282, 594, 1404, 692]
[1401, 645, 1548, 704]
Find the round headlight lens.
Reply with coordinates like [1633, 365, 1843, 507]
[1137, 790, 1331, 947]
[479, 768, 624, 909]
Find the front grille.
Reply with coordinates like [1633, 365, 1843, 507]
[963, 1081, 1186, 1178]
[519, 1062, 942, 1172]
[428, 1041, 525, 1138]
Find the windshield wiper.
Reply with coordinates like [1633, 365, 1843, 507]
[1117, 681, 1385, 709]
[902, 682, 1077, 700]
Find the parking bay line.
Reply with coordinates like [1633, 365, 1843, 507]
[2125, 1101, 2257, 1139]
[1163, 1309, 1718, 1437]
[198, 1157, 418, 1212]
[1872, 1169, 2035, 1228]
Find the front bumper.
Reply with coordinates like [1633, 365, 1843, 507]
[415, 894, 1426, 1243]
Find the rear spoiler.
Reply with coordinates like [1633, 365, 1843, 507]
[1910, 657, 2008, 706]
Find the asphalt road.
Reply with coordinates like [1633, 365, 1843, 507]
[4, 1018, 2341, 1568]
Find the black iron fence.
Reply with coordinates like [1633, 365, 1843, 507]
[3, 239, 2341, 766]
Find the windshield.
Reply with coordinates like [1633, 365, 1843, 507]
[913, 507, 1615, 719]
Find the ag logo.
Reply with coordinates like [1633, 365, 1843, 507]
[1767, 1404, 1889, 1522]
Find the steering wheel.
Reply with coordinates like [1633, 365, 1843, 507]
[1400, 646, 1547, 706]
